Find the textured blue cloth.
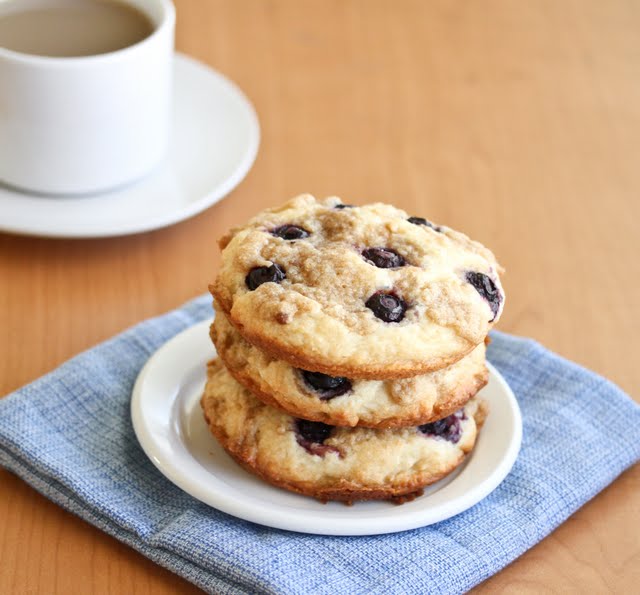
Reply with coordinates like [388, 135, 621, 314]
[0, 295, 638, 594]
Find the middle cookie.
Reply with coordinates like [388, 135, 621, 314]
[211, 313, 489, 428]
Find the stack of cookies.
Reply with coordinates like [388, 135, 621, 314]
[202, 195, 504, 503]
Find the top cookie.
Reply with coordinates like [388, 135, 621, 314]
[211, 194, 504, 378]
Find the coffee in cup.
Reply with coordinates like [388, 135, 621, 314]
[0, 0, 154, 57]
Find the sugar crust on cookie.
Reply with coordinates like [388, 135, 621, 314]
[211, 194, 504, 378]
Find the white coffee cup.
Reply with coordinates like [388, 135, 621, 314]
[0, 0, 175, 195]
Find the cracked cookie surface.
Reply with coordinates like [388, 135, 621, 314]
[211, 194, 504, 378]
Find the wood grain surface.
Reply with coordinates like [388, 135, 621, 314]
[1, 0, 639, 592]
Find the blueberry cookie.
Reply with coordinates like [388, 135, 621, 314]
[211, 312, 489, 428]
[201, 359, 488, 503]
[211, 194, 504, 378]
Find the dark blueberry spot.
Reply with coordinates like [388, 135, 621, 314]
[408, 216, 440, 231]
[334, 204, 355, 209]
[362, 247, 406, 269]
[295, 419, 333, 444]
[302, 371, 352, 400]
[365, 291, 407, 322]
[418, 411, 465, 443]
[465, 271, 501, 321]
[295, 420, 340, 457]
[245, 264, 286, 291]
[272, 224, 310, 240]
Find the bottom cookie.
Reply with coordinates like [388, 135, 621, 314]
[201, 359, 488, 503]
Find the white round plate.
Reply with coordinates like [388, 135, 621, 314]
[132, 320, 522, 536]
[0, 53, 259, 238]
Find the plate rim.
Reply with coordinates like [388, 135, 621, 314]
[131, 319, 523, 536]
[0, 53, 260, 239]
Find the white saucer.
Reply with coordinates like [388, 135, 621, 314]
[0, 54, 259, 238]
[131, 320, 522, 536]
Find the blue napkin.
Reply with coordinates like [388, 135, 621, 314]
[1, 295, 638, 595]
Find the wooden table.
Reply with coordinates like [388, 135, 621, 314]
[1, 1, 638, 592]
